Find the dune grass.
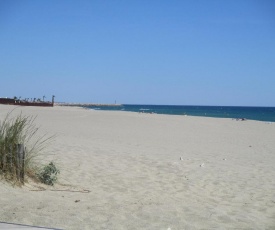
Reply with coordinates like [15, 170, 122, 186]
[0, 111, 55, 185]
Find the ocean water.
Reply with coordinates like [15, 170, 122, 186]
[84, 105, 275, 122]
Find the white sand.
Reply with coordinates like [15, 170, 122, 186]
[0, 104, 275, 230]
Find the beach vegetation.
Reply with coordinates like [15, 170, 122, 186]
[0, 111, 56, 185]
[38, 162, 59, 185]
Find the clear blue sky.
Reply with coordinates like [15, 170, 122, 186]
[1, 0, 274, 106]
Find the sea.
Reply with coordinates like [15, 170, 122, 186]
[84, 105, 275, 122]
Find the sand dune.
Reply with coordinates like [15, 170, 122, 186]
[0, 104, 274, 229]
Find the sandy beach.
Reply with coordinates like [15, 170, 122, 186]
[0, 104, 274, 230]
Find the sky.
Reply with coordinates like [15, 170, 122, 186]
[0, 0, 275, 106]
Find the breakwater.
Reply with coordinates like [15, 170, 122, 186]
[57, 103, 122, 107]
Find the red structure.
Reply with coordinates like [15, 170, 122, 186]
[0, 97, 54, 107]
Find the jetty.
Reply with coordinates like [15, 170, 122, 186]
[56, 103, 122, 107]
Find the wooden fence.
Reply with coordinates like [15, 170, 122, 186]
[0, 144, 25, 184]
[16, 144, 25, 183]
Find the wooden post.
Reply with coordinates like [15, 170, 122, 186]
[52, 95, 55, 106]
[16, 144, 25, 184]
[2, 145, 6, 172]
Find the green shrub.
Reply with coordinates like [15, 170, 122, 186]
[0, 111, 55, 184]
[38, 162, 60, 185]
